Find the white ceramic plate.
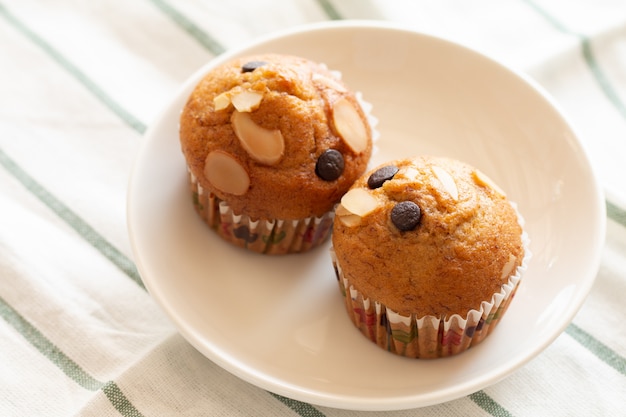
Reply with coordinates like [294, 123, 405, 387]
[127, 21, 605, 411]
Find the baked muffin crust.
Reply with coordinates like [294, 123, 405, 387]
[332, 156, 524, 318]
[180, 54, 373, 220]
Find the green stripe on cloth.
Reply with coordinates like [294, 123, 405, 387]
[2, 283, 321, 417]
[0, 3, 146, 134]
[607, 200, 626, 228]
[315, 0, 343, 20]
[273, 389, 516, 417]
[0, 295, 102, 391]
[469, 391, 514, 417]
[149, 0, 225, 56]
[102, 381, 146, 417]
[522, 0, 626, 120]
[580, 39, 626, 120]
[566, 323, 626, 377]
[270, 393, 326, 417]
[0, 148, 145, 290]
[0, 296, 143, 417]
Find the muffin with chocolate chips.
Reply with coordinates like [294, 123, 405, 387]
[179, 54, 376, 254]
[331, 156, 530, 358]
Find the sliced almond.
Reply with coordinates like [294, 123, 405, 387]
[335, 204, 362, 227]
[231, 111, 284, 165]
[213, 92, 232, 111]
[204, 151, 250, 195]
[472, 169, 506, 196]
[400, 167, 420, 182]
[312, 73, 347, 92]
[231, 90, 263, 112]
[332, 97, 369, 153]
[330, 70, 342, 80]
[431, 166, 459, 201]
[500, 254, 517, 279]
[340, 188, 378, 218]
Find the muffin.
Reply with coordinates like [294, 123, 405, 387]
[179, 54, 376, 254]
[331, 156, 530, 358]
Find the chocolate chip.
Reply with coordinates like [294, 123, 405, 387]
[390, 201, 421, 231]
[241, 61, 267, 73]
[367, 165, 399, 189]
[315, 149, 344, 181]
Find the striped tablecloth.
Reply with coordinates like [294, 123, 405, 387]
[2, 1, 625, 416]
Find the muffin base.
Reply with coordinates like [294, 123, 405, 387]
[330, 224, 530, 359]
[189, 170, 333, 254]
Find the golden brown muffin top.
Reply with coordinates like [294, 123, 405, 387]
[332, 156, 524, 318]
[179, 54, 372, 220]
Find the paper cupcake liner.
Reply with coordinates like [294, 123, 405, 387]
[188, 170, 333, 254]
[330, 209, 531, 359]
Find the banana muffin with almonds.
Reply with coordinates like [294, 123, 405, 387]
[179, 53, 375, 254]
[331, 156, 530, 358]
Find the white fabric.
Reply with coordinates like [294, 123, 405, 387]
[1, 0, 625, 416]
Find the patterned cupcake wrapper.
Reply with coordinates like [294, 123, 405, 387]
[188, 171, 334, 254]
[330, 213, 531, 359]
